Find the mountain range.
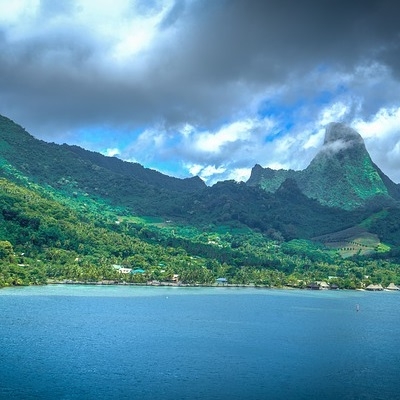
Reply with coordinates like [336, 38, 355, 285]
[4, 117, 399, 208]
[0, 113, 400, 288]
[1, 115, 399, 234]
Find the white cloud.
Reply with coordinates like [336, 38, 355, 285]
[353, 107, 400, 139]
[265, 161, 289, 170]
[388, 141, 400, 160]
[186, 163, 203, 176]
[201, 165, 226, 178]
[318, 102, 350, 126]
[193, 119, 255, 153]
[120, 127, 168, 165]
[303, 130, 324, 150]
[179, 123, 195, 138]
[0, 0, 39, 25]
[103, 147, 120, 157]
[322, 140, 349, 154]
[136, 128, 166, 149]
[351, 107, 400, 181]
[225, 168, 252, 182]
[0, 0, 173, 61]
[183, 163, 227, 184]
[199, 165, 227, 184]
[110, 4, 171, 61]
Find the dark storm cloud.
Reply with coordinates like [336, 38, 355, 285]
[2, 0, 399, 132]
[165, 0, 398, 78]
[0, 0, 400, 182]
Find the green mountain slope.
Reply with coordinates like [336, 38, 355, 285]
[246, 164, 296, 192]
[184, 179, 363, 240]
[0, 115, 368, 237]
[0, 176, 221, 286]
[1, 173, 399, 289]
[1, 114, 400, 289]
[0, 115, 205, 216]
[299, 123, 391, 209]
[247, 122, 398, 210]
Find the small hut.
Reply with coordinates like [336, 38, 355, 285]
[216, 277, 228, 285]
[329, 283, 339, 290]
[386, 283, 400, 291]
[318, 281, 330, 290]
[366, 284, 384, 291]
[307, 282, 320, 290]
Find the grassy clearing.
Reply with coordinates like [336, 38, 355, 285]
[313, 225, 387, 257]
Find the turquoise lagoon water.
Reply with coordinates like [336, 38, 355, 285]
[0, 285, 399, 399]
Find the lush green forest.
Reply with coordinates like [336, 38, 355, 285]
[1, 114, 400, 290]
[1, 176, 400, 289]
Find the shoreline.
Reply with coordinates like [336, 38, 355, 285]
[2, 281, 399, 293]
[2, 279, 399, 292]
[45, 280, 399, 292]
[49, 279, 272, 289]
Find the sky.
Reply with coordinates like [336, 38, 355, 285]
[1, 0, 400, 184]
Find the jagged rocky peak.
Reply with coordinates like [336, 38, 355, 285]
[322, 122, 365, 149]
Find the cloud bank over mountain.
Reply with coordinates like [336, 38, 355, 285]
[1, 0, 400, 183]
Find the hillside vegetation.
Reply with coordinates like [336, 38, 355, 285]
[0, 115, 400, 289]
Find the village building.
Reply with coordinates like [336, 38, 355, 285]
[317, 281, 330, 290]
[329, 283, 339, 290]
[365, 284, 384, 291]
[307, 282, 320, 290]
[118, 268, 132, 274]
[386, 283, 400, 290]
[171, 274, 180, 283]
[131, 268, 145, 274]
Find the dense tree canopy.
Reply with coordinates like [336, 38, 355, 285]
[0, 115, 400, 289]
[0, 177, 399, 289]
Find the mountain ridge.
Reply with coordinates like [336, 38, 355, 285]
[2, 114, 398, 212]
[247, 122, 399, 210]
[1, 114, 400, 289]
[63, 143, 206, 192]
[0, 114, 398, 239]
[0, 115, 206, 215]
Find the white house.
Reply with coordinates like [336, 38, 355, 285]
[118, 268, 132, 274]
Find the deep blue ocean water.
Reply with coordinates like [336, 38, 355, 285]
[0, 285, 399, 400]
